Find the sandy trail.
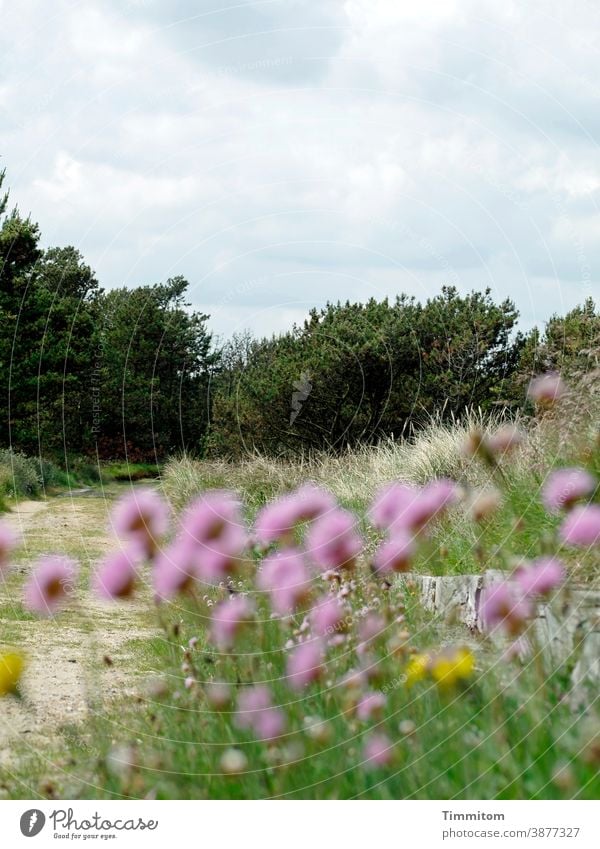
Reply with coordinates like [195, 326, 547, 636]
[0, 489, 158, 768]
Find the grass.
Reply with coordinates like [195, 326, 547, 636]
[5, 585, 598, 800]
[1, 402, 599, 800]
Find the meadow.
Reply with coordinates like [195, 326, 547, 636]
[0, 374, 599, 800]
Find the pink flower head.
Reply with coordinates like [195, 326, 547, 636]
[481, 581, 531, 636]
[404, 478, 459, 532]
[487, 424, 524, 455]
[358, 613, 386, 644]
[368, 483, 419, 532]
[257, 547, 312, 615]
[286, 640, 325, 690]
[153, 542, 198, 600]
[93, 548, 140, 600]
[112, 488, 169, 555]
[0, 521, 18, 578]
[363, 732, 393, 768]
[292, 484, 337, 521]
[254, 496, 300, 545]
[528, 373, 566, 405]
[560, 504, 600, 547]
[310, 595, 346, 637]
[356, 690, 386, 722]
[305, 508, 363, 571]
[514, 558, 565, 597]
[181, 491, 247, 566]
[372, 532, 415, 575]
[209, 596, 255, 650]
[236, 685, 286, 741]
[24, 555, 78, 617]
[542, 468, 597, 514]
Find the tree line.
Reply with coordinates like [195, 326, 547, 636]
[1, 169, 598, 463]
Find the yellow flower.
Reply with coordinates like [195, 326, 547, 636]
[430, 646, 475, 689]
[405, 653, 431, 687]
[0, 650, 24, 697]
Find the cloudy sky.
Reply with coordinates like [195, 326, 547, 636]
[1, 0, 599, 339]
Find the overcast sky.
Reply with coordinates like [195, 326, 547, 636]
[1, 1, 599, 340]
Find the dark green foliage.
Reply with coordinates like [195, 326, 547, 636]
[0, 171, 216, 462]
[210, 287, 523, 456]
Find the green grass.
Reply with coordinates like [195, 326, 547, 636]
[5, 586, 597, 800]
[102, 462, 161, 483]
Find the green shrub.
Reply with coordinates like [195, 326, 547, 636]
[0, 449, 41, 498]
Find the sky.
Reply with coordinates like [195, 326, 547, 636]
[1, 0, 599, 341]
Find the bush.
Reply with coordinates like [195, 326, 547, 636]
[0, 449, 41, 499]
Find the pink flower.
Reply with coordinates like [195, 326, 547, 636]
[403, 478, 459, 532]
[528, 373, 566, 405]
[514, 558, 565, 597]
[480, 581, 531, 636]
[372, 532, 415, 575]
[286, 640, 325, 690]
[362, 732, 393, 768]
[542, 468, 596, 514]
[236, 686, 287, 741]
[368, 483, 419, 532]
[0, 522, 18, 578]
[356, 691, 386, 721]
[305, 509, 363, 571]
[310, 596, 346, 637]
[257, 547, 312, 615]
[153, 542, 198, 600]
[209, 596, 255, 650]
[181, 489, 246, 547]
[24, 555, 78, 617]
[358, 613, 386, 644]
[370, 479, 458, 535]
[255, 485, 336, 546]
[487, 424, 524, 455]
[560, 504, 600, 547]
[111, 488, 169, 555]
[93, 548, 139, 600]
[254, 497, 300, 545]
[292, 484, 336, 520]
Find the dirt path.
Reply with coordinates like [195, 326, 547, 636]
[0, 487, 158, 769]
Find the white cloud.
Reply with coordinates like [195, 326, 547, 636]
[1, 0, 599, 337]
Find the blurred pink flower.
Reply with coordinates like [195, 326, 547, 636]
[24, 555, 78, 616]
[358, 613, 386, 644]
[0, 521, 18, 578]
[209, 596, 255, 650]
[236, 686, 286, 740]
[363, 732, 393, 768]
[370, 479, 458, 535]
[528, 373, 566, 405]
[94, 548, 139, 600]
[255, 497, 300, 545]
[257, 547, 311, 615]
[112, 488, 169, 555]
[368, 483, 419, 532]
[255, 485, 336, 546]
[153, 542, 198, 600]
[480, 581, 531, 636]
[305, 509, 363, 571]
[487, 424, 524, 455]
[310, 595, 346, 637]
[514, 557, 565, 597]
[372, 532, 415, 575]
[356, 690, 386, 721]
[286, 640, 325, 690]
[542, 468, 596, 514]
[560, 504, 600, 547]
[181, 491, 246, 546]
[254, 707, 287, 741]
[293, 484, 337, 521]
